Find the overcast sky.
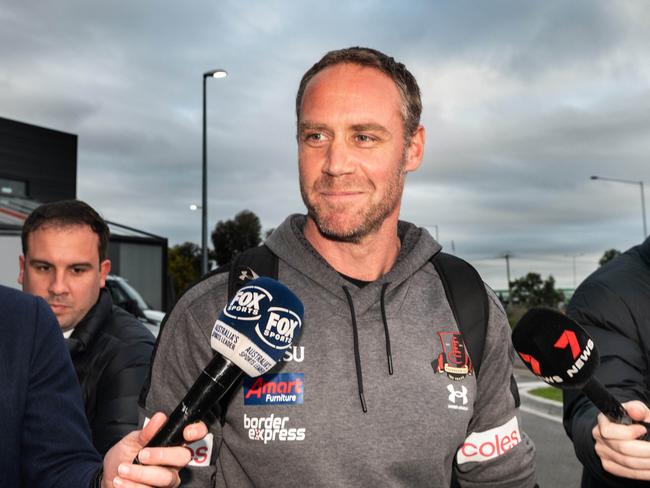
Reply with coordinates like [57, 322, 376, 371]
[2, 0, 649, 290]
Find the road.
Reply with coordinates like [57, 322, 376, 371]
[519, 408, 582, 487]
[515, 366, 583, 487]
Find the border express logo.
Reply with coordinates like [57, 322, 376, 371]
[243, 372, 304, 405]
[244, 413, 306, 444]
[433, 331, 473, 381]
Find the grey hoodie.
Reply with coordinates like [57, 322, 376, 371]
[141, 215, 536, 487]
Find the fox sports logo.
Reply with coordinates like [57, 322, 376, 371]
[224, 285, 273, 321]
[256, 307, 302, 350]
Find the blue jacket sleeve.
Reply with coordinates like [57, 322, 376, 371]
[21, 296, 102, 487]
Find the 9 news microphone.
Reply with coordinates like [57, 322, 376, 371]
[139, 276, 304, 453]
[512, 307, 649, 435]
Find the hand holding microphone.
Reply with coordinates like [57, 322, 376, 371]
[511, 308, 650, 434]
[137, 277, 304, 455]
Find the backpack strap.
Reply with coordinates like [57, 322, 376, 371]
[432, 252, 489, 377]
[212, 245, 279, 423]
[215, 245, 279, 300]
[434, 252, 497, 488]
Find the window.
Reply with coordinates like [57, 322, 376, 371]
[0, 177, 27, 197]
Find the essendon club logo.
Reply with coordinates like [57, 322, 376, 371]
[433, 331, 472, 381]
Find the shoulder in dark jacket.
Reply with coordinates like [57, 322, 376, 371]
[563, 237, 650, 487]
[69, 288, 155, 454]
[0, 285, 101, 487]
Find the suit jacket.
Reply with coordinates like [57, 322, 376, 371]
[0, 285, 101, 487]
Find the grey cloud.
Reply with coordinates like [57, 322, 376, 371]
[2, 0, 649, 289]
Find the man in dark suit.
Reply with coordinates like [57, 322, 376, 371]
[0, 283, 205, 488]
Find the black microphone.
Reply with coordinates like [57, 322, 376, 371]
[512, 307, 649, 434]
[139, 277, 304, 455]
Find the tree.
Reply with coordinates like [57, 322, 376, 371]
[211, 210, 262, 266]
[599, 249, 621, 267]
[509, 272, 565, 309]
[168, 242, 201, 296]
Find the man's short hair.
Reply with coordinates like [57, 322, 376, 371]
[295, 46, 422, 141]
[22, 200, 110, 261]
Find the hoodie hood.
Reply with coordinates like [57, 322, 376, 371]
[265, 214, 441, 313]
[266, 214, 442, 412]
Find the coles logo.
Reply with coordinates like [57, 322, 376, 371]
[255, 306, 302, 350]
[223, 285, 272, 321]
[243, 372, 304, 405]
[457, 416, 521, 465]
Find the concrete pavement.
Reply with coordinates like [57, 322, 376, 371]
[514, 361, 564, 420]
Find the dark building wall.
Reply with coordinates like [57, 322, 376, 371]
[0, 117, 77, 202]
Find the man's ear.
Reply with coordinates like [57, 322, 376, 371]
[404, 125, 425, 173]
[99, 259, 111, 288]
[18, 255, 25, 286]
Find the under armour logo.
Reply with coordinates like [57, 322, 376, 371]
[447, 384, 468, 405]
[238, 267, 259, 283]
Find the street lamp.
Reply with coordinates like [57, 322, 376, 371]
[590, 175, 647, 240]
[202, 69, 228, 274]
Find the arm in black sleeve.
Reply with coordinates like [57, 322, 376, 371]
[91, 331, 154, 455]
[563, 281, 649, 487]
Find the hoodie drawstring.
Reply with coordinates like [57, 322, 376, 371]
[380, 282, 394, 376]
[342, 283, 393, 413]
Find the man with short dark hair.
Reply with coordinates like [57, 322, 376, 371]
[142, 47, 537, 487]
[19, 199, 155, 454]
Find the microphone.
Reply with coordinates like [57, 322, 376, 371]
[141, 277, 304, 451]
[512, 307, 649, 433]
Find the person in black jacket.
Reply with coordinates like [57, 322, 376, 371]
[563, 236, 650, 487]
[18, 199, 155, 454]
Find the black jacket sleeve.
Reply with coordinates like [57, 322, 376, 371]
[91, 332, 154, 455]
[563, 279, 650, 488]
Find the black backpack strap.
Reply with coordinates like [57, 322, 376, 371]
[213, 245, 279, 423]
[216, 245, 279, 300]
[432, 252, 489, 377]
[434, 252, 493, 488]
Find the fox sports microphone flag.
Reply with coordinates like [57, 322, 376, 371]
[212, 276, 304, 376]
[138, 277, 304, 453]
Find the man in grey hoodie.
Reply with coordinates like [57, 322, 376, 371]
[140, 47, 537, 487]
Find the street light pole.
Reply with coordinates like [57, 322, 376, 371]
[565, 253, 583, 288]
[201, 69, 228, 275]
[591, 175, 647, 240]
[642, 182, 647, 239]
